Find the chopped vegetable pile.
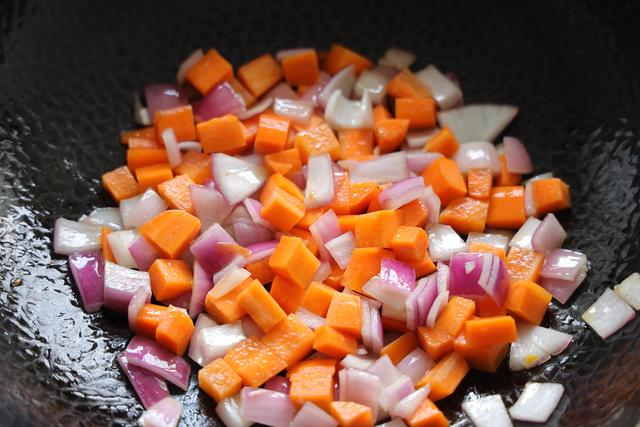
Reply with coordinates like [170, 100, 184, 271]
[53, 44, 640, 427]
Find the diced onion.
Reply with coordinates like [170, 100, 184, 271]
[453, 141, 500, 175]
[426, 224, 466, 262]
[144, 84, 187, 118]
[138, 396, 182, 427]
[53, 218, 101, 255]
[240, 387, 295, 427]
[124, 335, 191, 390]
[290, 402, 338, 427]
[503, 136, 533, 174]
[531, 213, 566, 254]
[508, 217, 542, 249]
[68, 250, 105, 313]
[305, 154, 335, 209]
[347, 152, 410, 184]
[324, 90, 373, 130]
[212, 153, 267, 205]
[461, 394, 512, 427]
[378, 48, 416, 70]
[415, 65, 463, 110]
[613, 272, 640, 310]
[107, 229, 140, 269]
[354, 69, 390, 105]
[176, 49, 203, 85]
[161, 128, 182, 167]
[437, 104, 518, 143]
[273, 98, 314, 125]
[390, 385, 430, 419]
[117, 353, 169, 410]
[509, 382, 564, 423]
[318, 65, 357, 108]
[82, 207, 123, 230]
[581, 288, 636, 339]
[325, 231, 355, 270]
[103, 261, 151, 313]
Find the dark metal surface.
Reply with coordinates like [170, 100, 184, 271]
[0, 1, 638, 426]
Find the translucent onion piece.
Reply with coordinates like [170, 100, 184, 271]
[437, 104, 519, 143]
[212, 153, 268, 204]
[427, 224, 466, 262]
[509, 382, 564, 423]
[461, 394, 512, 427]
[581, 288, 636, 339]
[508, 217, 542, 249]
[324, 90, 373, 130]
[107, 229, 139, 268]
[614, 272, 640, 310]
[453, 141, 500, 175]
[117, 353, 169, 410]
[305, 154, 335, 209]
[176, 49, 203, 85]
[318, 65, 357, 108]
[53, 218, 101, 255]
[83, 207, 123, 230]
[416, 65, 463, 110]
[354, 69, 389, 105]
[138, 396, 182, 427]
[378, 48, 416, 70]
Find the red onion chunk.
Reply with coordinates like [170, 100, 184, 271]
[503, 136, 532, 174]
[129, 236, 160, 272]
[382, 302, 407, 322]
[177, 141, 202, 152]
[406, 151, 443, 174]
[379, 375, 415, 412]
[305, 154, 335, 209]
[341, 354, 376, 370]
[416, 65, 463, 110]
[243, 198, 273, 229]
[83, 207, 123, 230]
[124, 335, 191, 390]
[188, 261, 214, 318]
[103, 261, 151, 313]
[449, 253, 487, 298]
[509, 382, 564, 423]
[232, 222, 271, 246]
[378, 48, 416, 70]
[360, 299, 373, 351]
[290, 402, 338, 427]
[122, 189, 168, 229]
[212, 153, 267, 205]
[325, 231, 355, 270]
[240, 316, 264, 338]
[453, 141, 500, 175]
[427, 224, 466, 262]
[145, 84, 187, 118]
[397, 348, 434, 384]
[273, 98, 314, 125]
[462, 394, 511, 427]
[318, 65, 356, 108]
[176, 49, 203, 85]
[354, 69, 390, 105]
[294, 308, 326, 330]
[390, 385, 430, 419]
[437, 104, 519, 143]
[189, 223, 237, 274]
[325, 90, 373, 130]
[366, 354, 402, 387]
[138, 396, 182, 427]
[161, 128, 182, 167]
[348, 152, 410, 184]
[479, 255, 510, 305]
[311, 260, 331, 283]
[540, 249, 587, 281]
[614, 272, 640, 310]
[309, 209, 342, 260]
[406, 275, 438, 330]
[68, 250, 105, 312]
[264, 376, 290, 395]
[240, 387, 295, 427]
[117, 353, 169, 410]
[531, 213, 566, 254]
[338, 368, 382, 420]
[364, 259, 416, 311]
[421, 186, 441, 224]
[128, 286, 151, 332]
[508, 217, 542, 249]
[107, 229, 139, 269]
[378, 176, 425, 210]
[369, 304, 384, 354]
[582, 288, 636, 339]
[426, 291, 449, 328]
[54, 218, 101, 255]
[216, 394, 250, 427]
[194, 81, 245, 122]
[245, 240, 278, 264]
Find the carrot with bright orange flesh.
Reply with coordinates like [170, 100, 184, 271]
[495, 154, 521, 186]
[237, 53, 283, 97]
[346, 181, 377, 214]
[262, 314, 315, 368]
[373, 105, 392, 125]
[229, 77, 256, 106]
[400, 198, 429, 228]
[382, 316, 409, 333]
[531, 178, 571, 215]
[324, 262, 345, 290]
[324, 172, 349, 215]
[406, 398, 449, 427]
[244, 257, 275, 285]
[269, 236, 320, 288]
[254, 114, 292, 154]
[301, 282, 338, 317]
[173, 151, 211, 184]
[422, 157, 467, 206]
[135, 303, 170, 338]
[296, 207, 327, 230]
[237, 279, 288, 333]
[155, 105, 196, 141]
[374, 118, 410, 154]
[342, 247, 394, 293]
[148, 259, 193, 301]
[156, 174, 195, 212]
[355, 210, 403, 248]
[198, 358, 243, 403]
[128, 137, 160, 149]
[264, 148, 302, 176]
[223, 336, 288, 387]
[338, 129, 374, 160]
[405, 252, 437, 278]
[416, 351, 469, 400]
[313, 325, 358, 358]
[269, 275, 306, 314]
[323, 44, 373, 75]
[417, 327, 453, 361]
[424, 128, 459, 158]
[287, 358, 336, 378]
[136, 163, 174, 191]
[101, 226, 115, 263]
[464, 316, 517, 348]
[434, 296, 476, 337]
[338, 215, 359, 234]
[260, 187, 306, 232]
[395, 98, 437, 129]
[505, 247, 545, 283]
[326, 293, 362, 338]
[466, 241, 506, 262]
[121, 127, 156, 145]
[241, 114, 260, 145]
[329, 401, 374, 427]
[139, 210, 201, 259]
[186, 49, 233, 94]
[485, 186, 526, 229]
[260, 172, 304, 203]
[381, 331, 418, 364]
[386, 69, 432, 99]
[197, 115, 247, 154]
[439, 197, 489, 234]
[506, 280, 552, 325]
[289, 367, 335, 411]
[155, 307, 195, 355]
[391, 226, 428, 262]
[474, 294, 508, 317]
[126, 148, 169, 171]
[366, 185, 386, 212]
[294, 123, 342, 164]
[467, 168, 493, 200]
[102, 166, 139, 202]
[284, 227, 320, 256]
[282, 49, 320, 86]
[204, 277, 253, 323]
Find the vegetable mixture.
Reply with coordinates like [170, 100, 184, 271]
[53, 44, 640, 427]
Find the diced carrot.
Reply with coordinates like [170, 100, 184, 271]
[262, 313, 314, 368]
[294, 123, 341, 163]
[324, 262, 345, 290]
[282, 49, 320, 86]
[453, 329, 508, 373]
[422, 158, 467, 206]
[155, 307, 194, 355]
[204, 277, 253, 323]
[136, 163, 173, 191]
[417, 327, 453, 361]
[148, 259, 193, 301]
[173, 151, 212, 184]
[101, 226, 115, 263]
[289, 369, 335, 412]
[439, 197, 489, 234]
[254, 114, 292, 154]
[505, 247, 545, 283]
[342, 247, 394, 293]
[329, 401, 374, 427]
[338, 129, 374, 160]
[434, 296, 476, 338]
[506, 280, 552, 325]
[474, 294, 508, 317]
[244, 257, 275, 284]
[270, 275, 306, 314]
[347, 181, 378, 215]
[297, 207, 328, 230]
[238, 54, 283, 97]
[224, 336, 288, 387]
[285, 227, 320, 256]
[391, 226, 428, 262]
[261, 187, 306, 232]
[229, 77, 256, 106]
[157, 174, 195, 213]
[128, 137, 159, 149]
[355, 210, 403, 248]
[102, 165, 139, 202]
[327, 172, 350, 215]
[395, 98, 437, 129]
[531, 178, 571, 215]
[373, 105, 392, 125]
[326, 293, 362, 338]
[400, 199, 429, 228]
[416, 352, 469, 400]
[424, 128, 459, 158]
[260, 172, 305, 203]
[467, 168, 493, 200]
[241, 114, 260, 145]
[155, 105, 196, 142]
[386, 69, 431, 99]
[381, 332, 418, 364]
[198, 358, 243, 402]
[313, 325, 357, 358]
[338, 215, 359, 234]
[121, 127, 156, 145]
[126, 148, 169, 171]
[466, 241, 506, 262]
[301, 282, 338, 317]
[287, 358, 336, 379]
[406, 398, 449, 427]
[269, 236, 320, 288]
[264, 148, 302, 177]
[374, 118, 410, 154]
[135, 303, 170, 338]
[495, 154, 521, 186]
[485, 186, 526, 229]
[382, 316, 409, 333]
[323, 44, 373, 75]
[196, 115, 247, 154]
[464, 316, 517, 348]
[366, 185, 386, 212]
[238, 279, 287, 333]
[139, 210, 200, 259]
[405, 252, 437, 278]
[186, 49, 233, 94]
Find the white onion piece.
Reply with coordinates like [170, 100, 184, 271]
[188, 313, 218, 365]
[212, 153, 267, 204]
[190, 185, 234, 232]
[396, 348, 434, 385]
[531, 213, 566, 254]
[379, 375, 414, 412]
[53, 218, 102, 255]
[508, 336, 550, 371]
[122, 189, 168, 229]
[161, 128, 182, 167]
[582, 288, 636, 339]
[241, 387, 295, 427]
[426, 290, 449, 328]
[405, 128, 440, 149]
[378, 176, 425, 210]
[453, 141, 500, 175]
[540, 249, 587, 281]
[324, 90, 373, 130]
[193, 322, 246, 366]
[338, 368, 383, 420]
[366, 354, 402, 388]
[127, 284, 151, 333]
[436, 262, 450, 294]
[415, 65, 463, 110]
[265, 82, 299, 100]
[290, 402, 338, 427]
[389, 385, 430, 419]
[138, 396, 182, 427]
[466, 232, 510, 254]
[427, 224, 466, 262]
[103, 261, 151, 313]
[210, 268, 251, 299]
[516, 322, 572, 356]
[437, 104, 518, 143]
[305, 154, 335, 208]
[524, 180, 537, 217]
[133, 93, 152, 126]
[177, 141, 202, 152]
[406, 151, 442, 175]
[348, 152, 410, 183]
[236, 95, 274, 120]
[461, 394, 512, 427]
[508, 217, 542, 249]
[273, 98, 313, 125]
[378, 48, 416, 70]
[382, 303, 407, 322]
[216, 393, 250, 427]
[299, 71, 331, 107]
[341, 354, 376, 370]
[309, 209, 341, 260]
[318, 65, 356, 108]
[294, 308, 325, 330]
[83, 207, 123, 230]
[614, 272, 640, 310]
[503, 136, 533, 173]
[107, 229, 139, 269]
[311, 260, 331, 283]
[421, 186, 441, 224]
[354, 69, 389, 105]
[176, 48, 204, 85]
[509, 382, 564, 423]
[325, 231, 355, 270]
